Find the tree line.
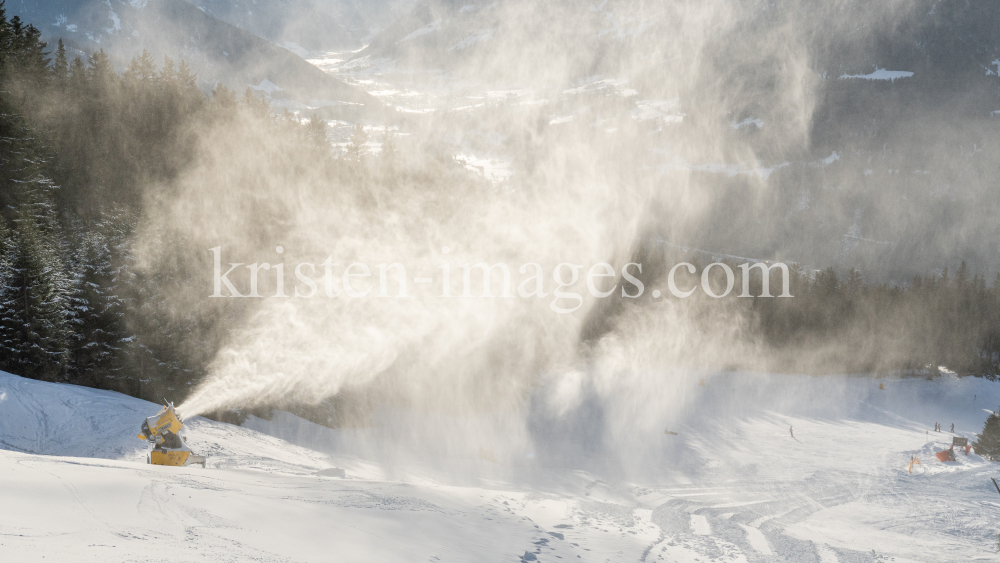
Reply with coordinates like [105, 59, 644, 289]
[701, 259, 1000, 377]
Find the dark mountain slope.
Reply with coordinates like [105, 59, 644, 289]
[7, 0, 379, 112]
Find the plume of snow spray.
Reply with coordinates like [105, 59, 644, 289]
[127, 0, 925, 478]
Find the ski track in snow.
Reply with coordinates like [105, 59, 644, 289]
[2, 370, 1000, 562]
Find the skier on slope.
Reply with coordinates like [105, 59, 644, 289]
[950, 423, 955, 433]
[789, 426, 794, 438]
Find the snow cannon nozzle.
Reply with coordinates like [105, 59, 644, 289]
[161, 400, 184, 423]
[139, 403, 205, 467]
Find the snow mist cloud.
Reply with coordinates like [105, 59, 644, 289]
[118, 0, 944, 478]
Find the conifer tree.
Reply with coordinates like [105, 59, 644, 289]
[974, 408, 1000, 461]
[816, 267, 838, 296]
[845, 268, 863, 296]
[68, 56, 85, 88]
[956, 261, 968, 290]
[0, 215, 18, 372]
[86, 50, 114, 90]
[242, 87, 271, 119]
[175, 60, 200, 109]
[305, 113, 327, 148]
[3, 207, 72, 381]
[346, 123, 368, 162]
[211, 83, 238, 111]
[124, 49, 156, 84]
[66, 227, 126, 386]
[381, 129, 397, 173]
[0, 2, 9, 69]
[159, 55, 176, 84]
[52, 39, 68, 85]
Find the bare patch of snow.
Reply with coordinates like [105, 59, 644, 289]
[691, 161, 789, 180]
[452, 29, 494, 51]
[839, 68, 913, 82]
[739, 524, 773, 554]
[398, 20, 442, 44]
[454, 154, 511, 183]
[731, 117, 763, 130]
[250, 79, 282, 94]
[630, 99, 683, 123]
[690, 514, 711, 535]
[106, 10, 121, 33]
[282, 42, 310, 58]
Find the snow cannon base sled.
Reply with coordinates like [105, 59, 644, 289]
[138, 403, 207, 468]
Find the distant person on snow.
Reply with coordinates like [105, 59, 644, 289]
[790, 426, 794, 438]
[950, 423, 955, 433]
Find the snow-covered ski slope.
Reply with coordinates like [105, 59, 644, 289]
[2, 369, 1000, 562]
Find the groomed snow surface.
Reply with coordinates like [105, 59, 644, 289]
[2, 369, 1000, 562]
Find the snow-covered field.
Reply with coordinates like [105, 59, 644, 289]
[2, 369, 1000, 562]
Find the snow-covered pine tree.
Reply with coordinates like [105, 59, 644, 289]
[65, 224, 127, 387]
[974, 408, 1000, 461]
[0, 216, 18, 369]
[3, 204, 72, 381]
[0, 15, 73, 381]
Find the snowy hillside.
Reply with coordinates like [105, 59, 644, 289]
[3, 369, 1000, 561]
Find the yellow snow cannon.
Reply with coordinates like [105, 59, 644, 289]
[137, 403, 207, 467]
